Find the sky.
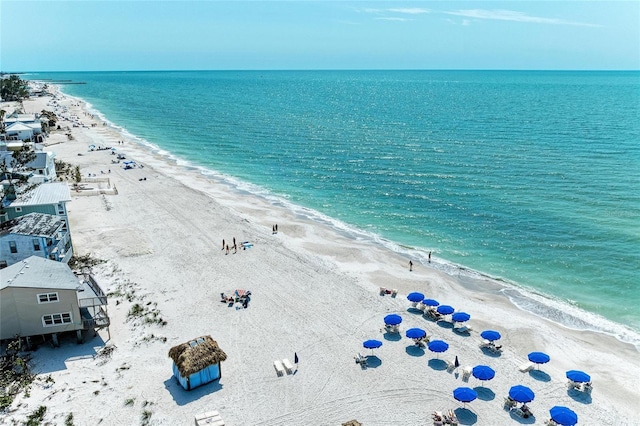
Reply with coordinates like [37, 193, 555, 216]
[1, 1, 639, 71]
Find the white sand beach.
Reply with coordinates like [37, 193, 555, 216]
[3, 91, 639, 426]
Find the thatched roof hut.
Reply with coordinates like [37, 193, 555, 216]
[342, 421, 362, 426]
[168, 335, 227, 390]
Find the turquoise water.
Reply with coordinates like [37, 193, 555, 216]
[29, 70, 640, 337]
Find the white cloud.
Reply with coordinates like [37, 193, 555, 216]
[375, 17, 413, 22]
[387, 8, 430, 15]
[445, 9, 602, 27]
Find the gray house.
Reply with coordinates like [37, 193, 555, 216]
[0, 256, 109, 345]
[1, 182, 71, 230]
[0, 212, 73, 268]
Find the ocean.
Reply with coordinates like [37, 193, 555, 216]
[27, 70, 640, 344]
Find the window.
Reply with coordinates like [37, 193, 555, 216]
[33, 239, 41, 251]
[42, 312, 72, 327]
[14, 207, 22, 213]
[0, 261, 7, 269]
[38, 292, 59, 303]
[57, 203, 65, 215]
[9, 241, 17, 254]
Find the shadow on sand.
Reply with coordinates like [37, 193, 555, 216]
[30, 333, 106, 374]
[454, 407, 478, 425]
[365, 355, 382, 368]
[509, 410, 536, 424]
[529, 369, 551, 382]
[382, 332, 402, 342]
[480, 347, 502, 358]
[567, 388, 592, 404]
[405, 345, 425, 357]
[437, 320, 454, 329]
[473, 386, 496, 401]
[164, 376, 223, 406]
[428, 358, 448, 371]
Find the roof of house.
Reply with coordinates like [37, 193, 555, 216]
[1, 256, 79, 291]
[10, 182, 71, 207]
[0, 212, 63, 238]
[5, 122, 34, 133]
[168, 335, 228, 377]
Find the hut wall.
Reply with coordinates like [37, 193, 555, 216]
[172, 362, 221, 391]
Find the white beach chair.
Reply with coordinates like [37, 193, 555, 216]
[194, 410, 225, 425]
[445, 359, 458, 372]
[282, 358, 295, 374]
[273, 360, 285, 377]
[462, 366, 472, 382]
[518, 361, 535, 373]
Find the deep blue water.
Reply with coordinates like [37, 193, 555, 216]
[28, 70, 640, 339]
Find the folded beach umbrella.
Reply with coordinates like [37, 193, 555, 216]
[472, 365, 496, 382]
[422, 298, 439, 307]
[451, 312, 471, 323]
[566, 370, 590, 383]
[405, 328, 427, 340]
[528, 351, 550, 369]
[453, 387, 477, 407]
[508, 385, 535, 403]
[427, 339, 449, 357]
[437, 305, 455, 315]
[550, 406, 578, 426]
[384, 314, 402, 325]
[480, 330, 501, 342]
[407, 292, 425, 303]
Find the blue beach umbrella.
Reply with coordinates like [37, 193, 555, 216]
[407, 292, 425, 303]
[528, 351, 550, 369]
[437, 305, 455, 315]
[550, 406, 578, 426]
[472, 365, 496, 382]
[427, 339, 449, 357]
[422, 298, 439, 307]
[363, 339, 382, 355]
[509, 385, 535, 403]
[453, 387, 478, 407]
[566, 370, 590, 383]
[406, 328, 427, 340]
[480, 330, 501, 342]
[452, 312, 471, 323]
[363, 339, 382, 349]
[384, 314, 402, 325]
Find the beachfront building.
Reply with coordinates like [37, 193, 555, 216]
[168, 335, 227, 391]
[0, 151, 57, 184]
[0, 256, 109, 345]
[1, 182, 71, 231]
[0, 212, 72, 268]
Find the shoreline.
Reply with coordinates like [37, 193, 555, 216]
[3, 88, 638, 425]
[71, 85, 640, 348]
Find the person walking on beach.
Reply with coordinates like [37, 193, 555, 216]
[409, 260, 413, 271]
[222, 239, 225, 251]
[275, 224, 278, 233]
[428, 251, 432, 263]
[226, 244, 230, 255]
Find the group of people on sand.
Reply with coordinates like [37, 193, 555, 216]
[222, 238, 238, 254]
[272, 224, 278, 234]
